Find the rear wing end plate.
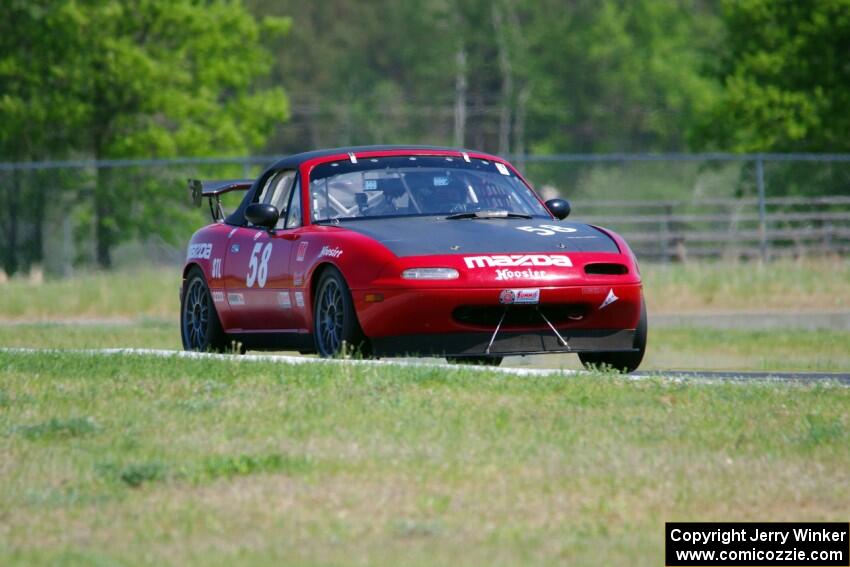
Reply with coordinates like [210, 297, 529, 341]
[188, 178, 253, 222]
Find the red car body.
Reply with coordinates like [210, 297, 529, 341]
[181, 146, 645, 367]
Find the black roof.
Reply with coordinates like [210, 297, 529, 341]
[227, 145, 495, 226]
[267, 145, 489, 171]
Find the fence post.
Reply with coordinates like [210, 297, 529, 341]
[660, 203, 673, 264]
[756, 156, 768, 262]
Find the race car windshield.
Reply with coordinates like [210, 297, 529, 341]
[309, 156, 550, 222]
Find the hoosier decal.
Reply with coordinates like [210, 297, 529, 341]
[319, 245, 343, 258]
[496, 268, 547, 281]
[464, 254, 572, 269]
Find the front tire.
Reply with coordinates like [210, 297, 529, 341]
[578, 299, 647, 373]
[180, 267, 229, 352]
[312, 267, 370, 358]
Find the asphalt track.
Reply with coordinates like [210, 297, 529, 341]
[2, 347, 848, 385]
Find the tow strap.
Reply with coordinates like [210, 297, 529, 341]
[484, 306, 570, 354]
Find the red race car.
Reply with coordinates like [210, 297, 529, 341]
[181, 146, 647, 371]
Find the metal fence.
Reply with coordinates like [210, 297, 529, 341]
[523, 153, 850, 262]
[573, 195, 850, 262]
[1, 152, 849, 276]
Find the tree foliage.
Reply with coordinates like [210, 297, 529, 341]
[696, 0, 850, 152]
[1, 0, 290, 269]
[3, 0, 849, 273]
[525, 0, 721, 153]
[250, 0, 720, 155]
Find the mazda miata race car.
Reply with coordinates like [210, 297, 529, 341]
[181, 146, 647, 371]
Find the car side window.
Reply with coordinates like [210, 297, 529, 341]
[254, 170, 296, 227]
[284, 178, 302, 229]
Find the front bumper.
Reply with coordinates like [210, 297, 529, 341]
[353, 283, 643, 356]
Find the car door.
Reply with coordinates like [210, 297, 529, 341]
[223, 170, 301, 331]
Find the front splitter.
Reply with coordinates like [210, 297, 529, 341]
[371, 329, 636, 357]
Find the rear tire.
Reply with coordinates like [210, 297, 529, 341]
[313, 267, 371, 358]
[578, 299, 647, 373]
[180, 267, 230, 352]
[446, 356, 503, 367]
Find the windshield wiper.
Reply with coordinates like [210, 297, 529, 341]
[445, 210, 532, 220]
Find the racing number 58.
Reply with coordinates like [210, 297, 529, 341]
[517, 225, 577, 236]
[247, 242, 273, 288]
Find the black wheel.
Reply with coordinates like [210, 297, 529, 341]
[180, 267, 229, 352]
[446, 356, 503, 367]
[313, 267, 370, 357]
[579, 299, 647, 373]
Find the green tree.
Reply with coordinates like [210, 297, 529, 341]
[78, 1, 290, 267]
[524, 0, 721, 154]
[696, 0, 850, 153]
[248, 0, 719, 157]
[0, 3, 86, 275]
[1, 1, 291, 269]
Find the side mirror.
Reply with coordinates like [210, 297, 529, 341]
[545, 198, 571, 220]
[245, 203, 279, 229]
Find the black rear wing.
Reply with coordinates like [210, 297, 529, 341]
[188, 178, 253, 222]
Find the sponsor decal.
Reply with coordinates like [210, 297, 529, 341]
[228, 228, 238, 238]
[496, 268, 547, 281]
[433, 176, 449, 186]
[293, 273, 303, 287]
[211, 258, 222, 279]
[278, 291, 292, 309]
[495, 162, 511, 176]
[187, 243, 213, 260]
[211, 291, 225, 303]
[365, 179, 377, 190]
[253, 231, 264, 241]
[227, 292, 245, 306]
[319, 245, 343, 259]
[582, 286, 605, 295]
[599, 289, 619, 310]
[294, 291, 305, 308]
[516, 225, 578, 236]
[499, 290, 515, 304]
[296, 241, 309, 262]
[499, 288, 540, 305]
[464, 254, 572, 269]
[230, 243, 240, 253]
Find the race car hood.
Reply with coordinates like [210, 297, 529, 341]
[337, 216, 619, 256]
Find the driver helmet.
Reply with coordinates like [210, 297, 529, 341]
[433, 174, 469, 207]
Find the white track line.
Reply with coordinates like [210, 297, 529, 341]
[2, 348, 847, 385]
[0, 347, 582, 378]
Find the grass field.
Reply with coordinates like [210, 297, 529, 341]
[1, 258, 849, 373]
[1, 322, 848, 372]
[1, 262, 848, 565]
[1, 258, 848, 321]
[1, 350, 848, 566]
[644, 258, 850, 313]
